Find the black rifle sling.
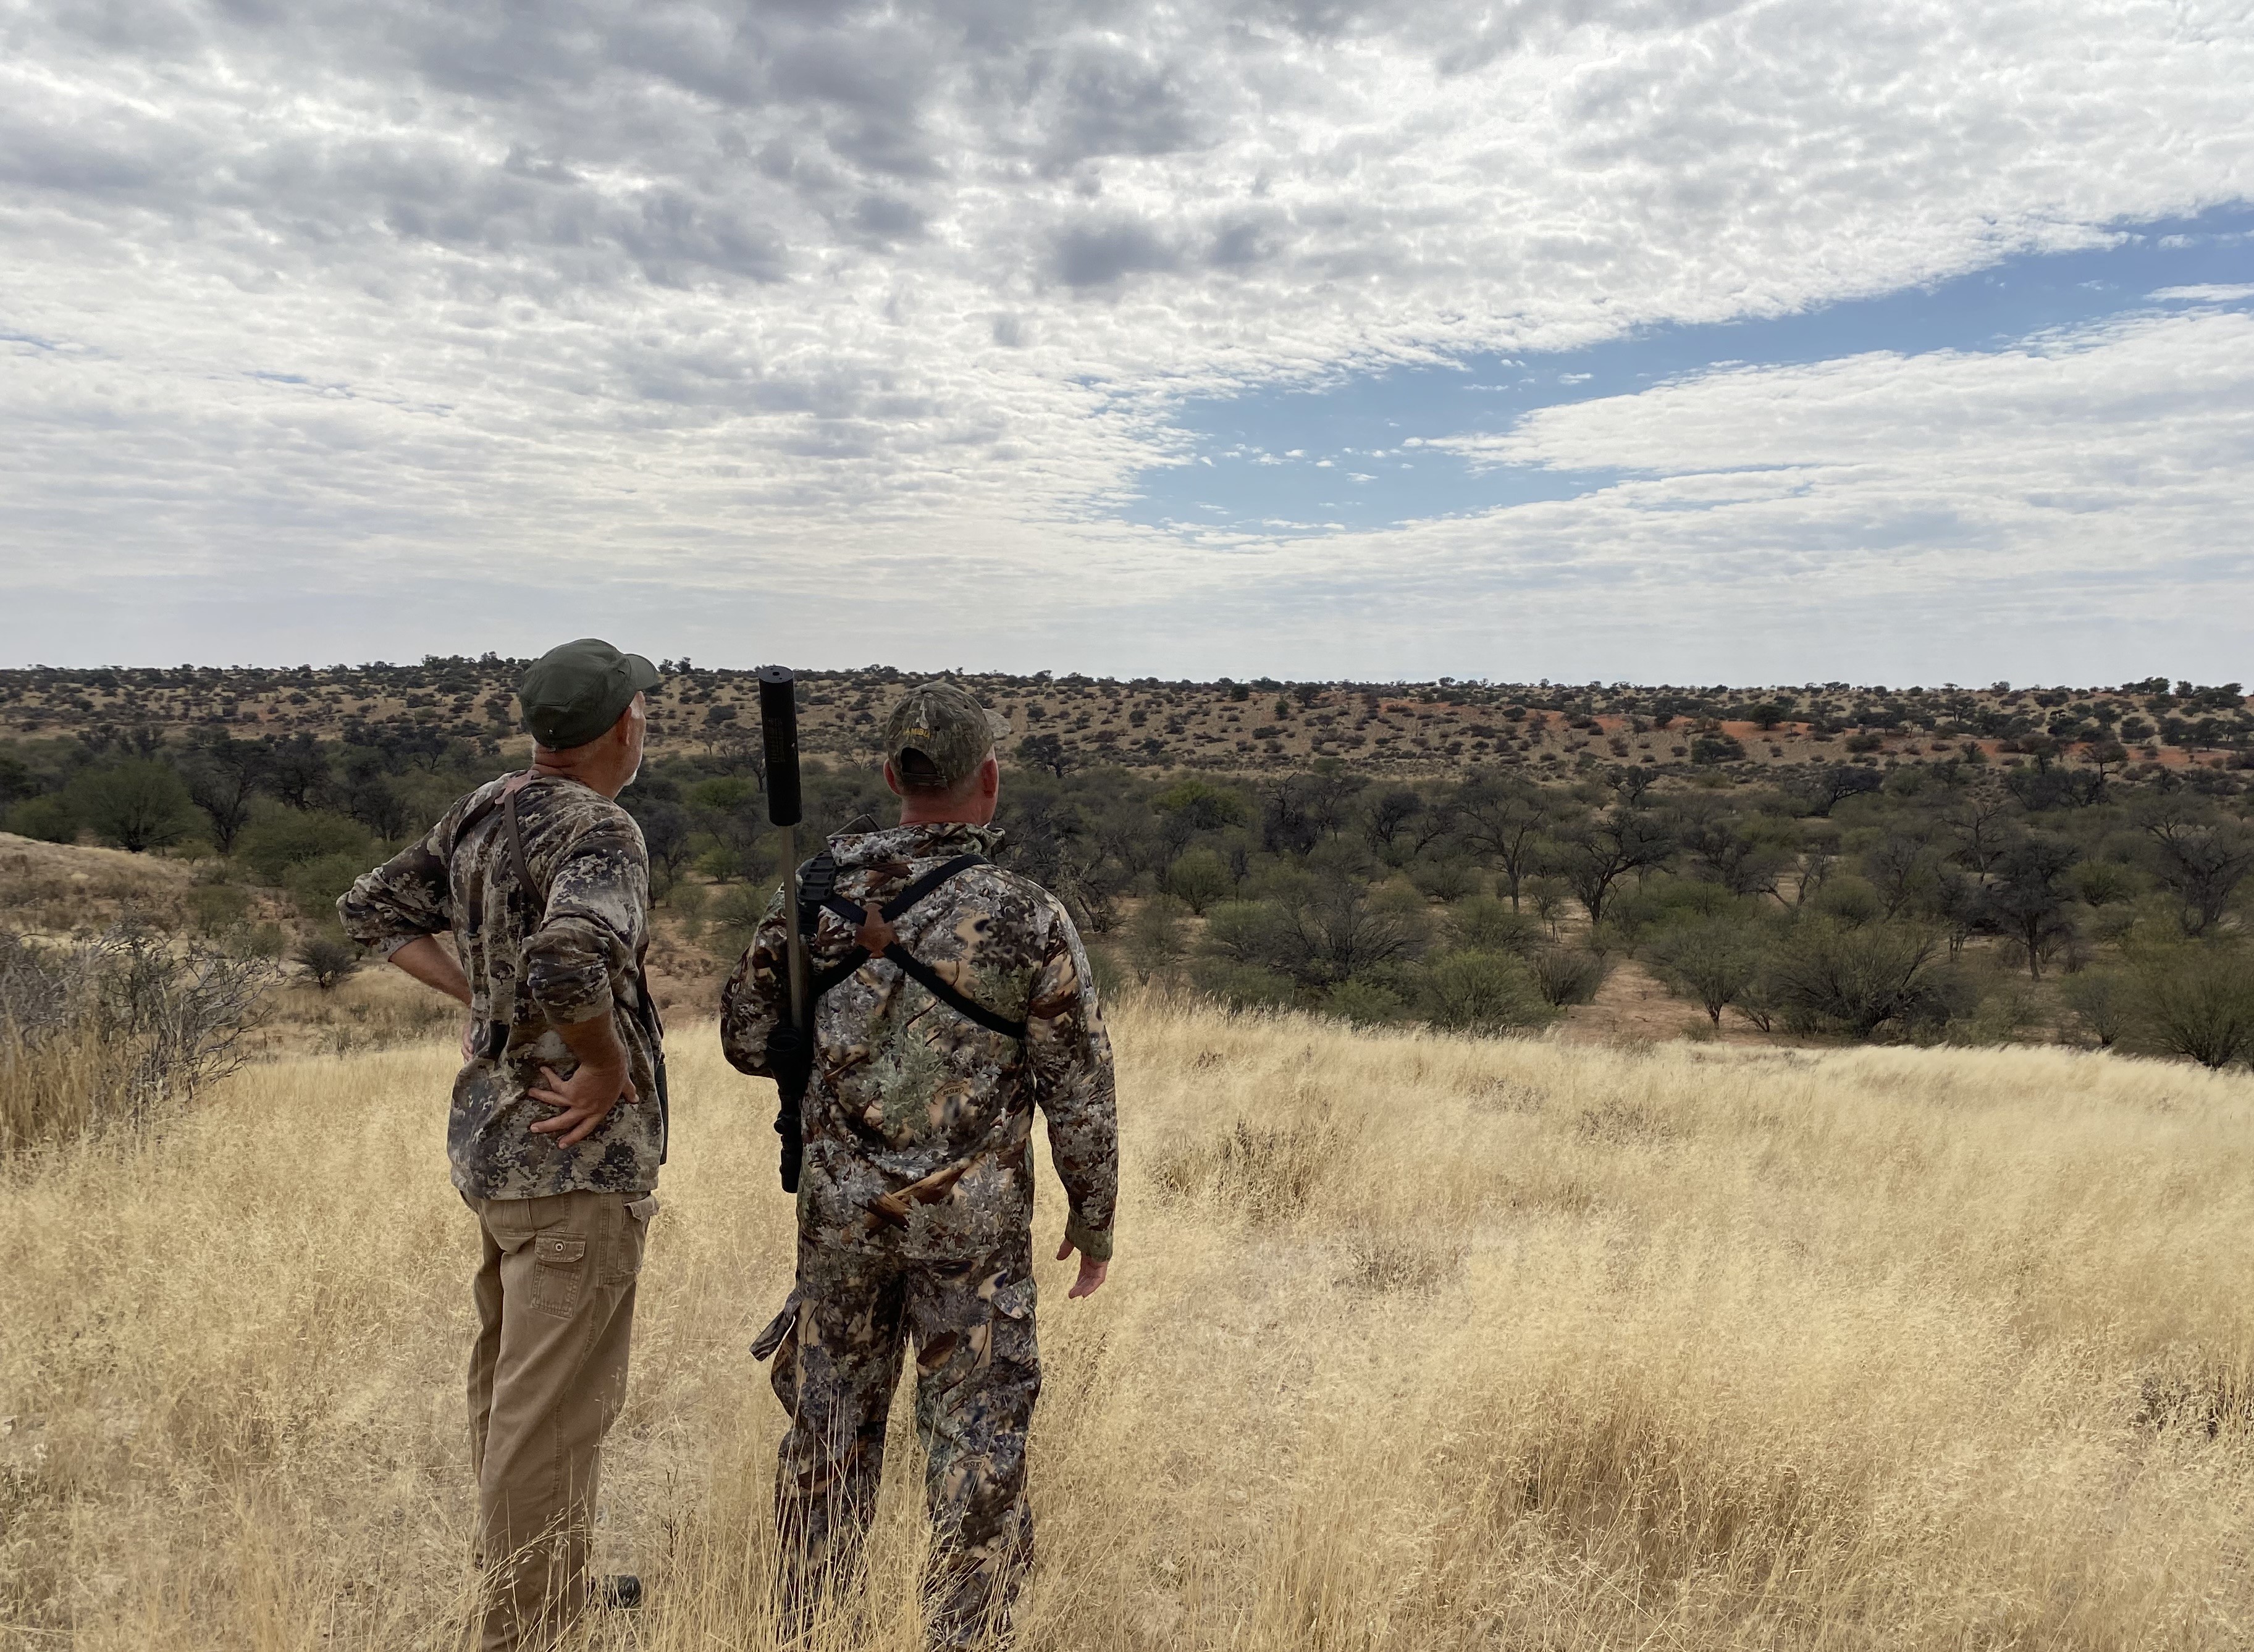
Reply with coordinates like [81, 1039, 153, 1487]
[804, 853, 1028, 1040]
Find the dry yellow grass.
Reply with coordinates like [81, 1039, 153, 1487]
[5, 999, 2254, 1650]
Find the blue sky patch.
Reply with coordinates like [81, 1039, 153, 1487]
[1119, 206, 2254, 539]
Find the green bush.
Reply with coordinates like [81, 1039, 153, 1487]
[6, 794, 77, 844]
[1164, 848, 1234, 915]
[2058, 968, 2130, 1049]
[1605, 876, 1743, 943]
[293, 933, 360, 991]
[1190, 958, 1300, 1013]
[1127, 896, 1187, 976]
[687, 775, 762, 813]
[1409, 860, 1479, 903]
[2072, 860, 2140, 907]
[1446, 895, 1541, 955]
[1324, 978, 1405, 1025]
[1416, 950, 1554, 1036]
[1530, 945, 1607, 1007]
[284, 852, 371, 920]
[237, 810, 374, 885]
[709, 884, 773, 960]
[1760, 920, 1966, 1040]
[670, 881, 710, 939]
[1647, 918, 1762, 1026]
[2128, 946, 2254, 1069]
[67, 760, 196, 853]
[1810, 876, 1883, 928]
[188, 883, 253, 937]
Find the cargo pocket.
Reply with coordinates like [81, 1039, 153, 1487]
[531, 1233, 588, 1317]
[751, 1294, 801, 1362]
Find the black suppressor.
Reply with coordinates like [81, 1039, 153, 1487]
[757, 666, 802, 828]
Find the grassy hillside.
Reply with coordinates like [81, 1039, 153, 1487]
[6, 1000, 2253, 1648]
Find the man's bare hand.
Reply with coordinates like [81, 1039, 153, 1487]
[1056, 1236, 1109, 1299]
[527, 1061, 639, 1147]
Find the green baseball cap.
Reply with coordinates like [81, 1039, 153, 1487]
[518, 639, 660, 750]
[883, 681, 1012, 788]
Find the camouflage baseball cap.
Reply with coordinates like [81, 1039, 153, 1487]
[883, 681, 1012, 789]
[518, 638, 660, 750]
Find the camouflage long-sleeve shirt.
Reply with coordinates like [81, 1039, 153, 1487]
[338, 773, 664, 1200]
[720, 821, 1117, 1264]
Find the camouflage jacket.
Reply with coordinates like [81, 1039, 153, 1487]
[720, 821, 1117, 1264]
[338, 773, 664, 1200]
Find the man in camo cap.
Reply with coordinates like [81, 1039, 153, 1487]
[341, 637, 666, 1650]
[720, 679, 1118, 1649]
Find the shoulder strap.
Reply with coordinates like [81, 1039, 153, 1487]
[804, 854, 1025, 1038]
[502, 786, 541, 905]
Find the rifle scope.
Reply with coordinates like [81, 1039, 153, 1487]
[755, 666, 802, 828]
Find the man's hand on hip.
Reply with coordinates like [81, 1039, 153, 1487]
[1056, 1236, 1109, 1299]
[526, 1008, 640, 1147]
[527, 1060, 638, 1146]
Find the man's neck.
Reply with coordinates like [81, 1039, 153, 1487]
[525, 760, 620, 800]
[895, 809, 980, 828]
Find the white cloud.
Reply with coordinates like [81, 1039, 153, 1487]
[2151, 284, 2254, 301]
[0, 0, 2250, 674]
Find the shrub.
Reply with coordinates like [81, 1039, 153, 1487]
[1811, 876, 1883, 928]
[188, 883, 253, 937]
[2072, 860, 2140, 907]
[1127, 895, 1186, 976]
[1531, 945, 1607, 1007]
[1760, 920, 1962, 1040]
[2128, 946, 2254, 1069]
[2059, 968, 2132, 1049]
[6, 794, 77, 844]
[670, 881, 710, 938]
[1164, 848, 1234, 915]
[709, 884, 773, 961]
[237, 810, 375, 886]
[1324, 977, 1406, 1025]
[1647, 918, 1762, 1026]
[1190, 958, 1300, 1013]
[1418, 950, 1554, 1036]
[1, 925, 277, 1153]
[68, 760, 198, 853]
[293, 934, 360, 991]
[1446, 895, 1541, 956]
[284, 852, 372, 921]
[1409, 859, 1479, 903]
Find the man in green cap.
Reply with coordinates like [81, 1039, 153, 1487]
[720, 679, 1118, 1649]
[340, 637, 668, 1650]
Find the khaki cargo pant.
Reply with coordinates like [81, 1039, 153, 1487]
[465, 1189, 655, 1652]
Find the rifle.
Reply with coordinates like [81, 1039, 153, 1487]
[757, 665, 810, 1194]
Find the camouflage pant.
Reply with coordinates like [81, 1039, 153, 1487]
[761, 1233, 1040, 1649]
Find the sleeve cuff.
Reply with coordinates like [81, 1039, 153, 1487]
[1064, 1212, 1113, 1264]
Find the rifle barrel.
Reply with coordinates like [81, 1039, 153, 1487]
[756, 666, 810, 1026]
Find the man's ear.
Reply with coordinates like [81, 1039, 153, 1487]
[979, 754, 1000, 797]
[883, 761, 905, 799]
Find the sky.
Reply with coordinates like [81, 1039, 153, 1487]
[2, 0, 2250, 687]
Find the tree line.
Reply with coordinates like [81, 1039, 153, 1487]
[3, 713, 2250, 1066]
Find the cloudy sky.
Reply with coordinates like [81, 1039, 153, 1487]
[4, 0, 2250, 686]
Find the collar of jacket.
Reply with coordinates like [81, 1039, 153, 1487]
[825, 820, 1004, 867]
